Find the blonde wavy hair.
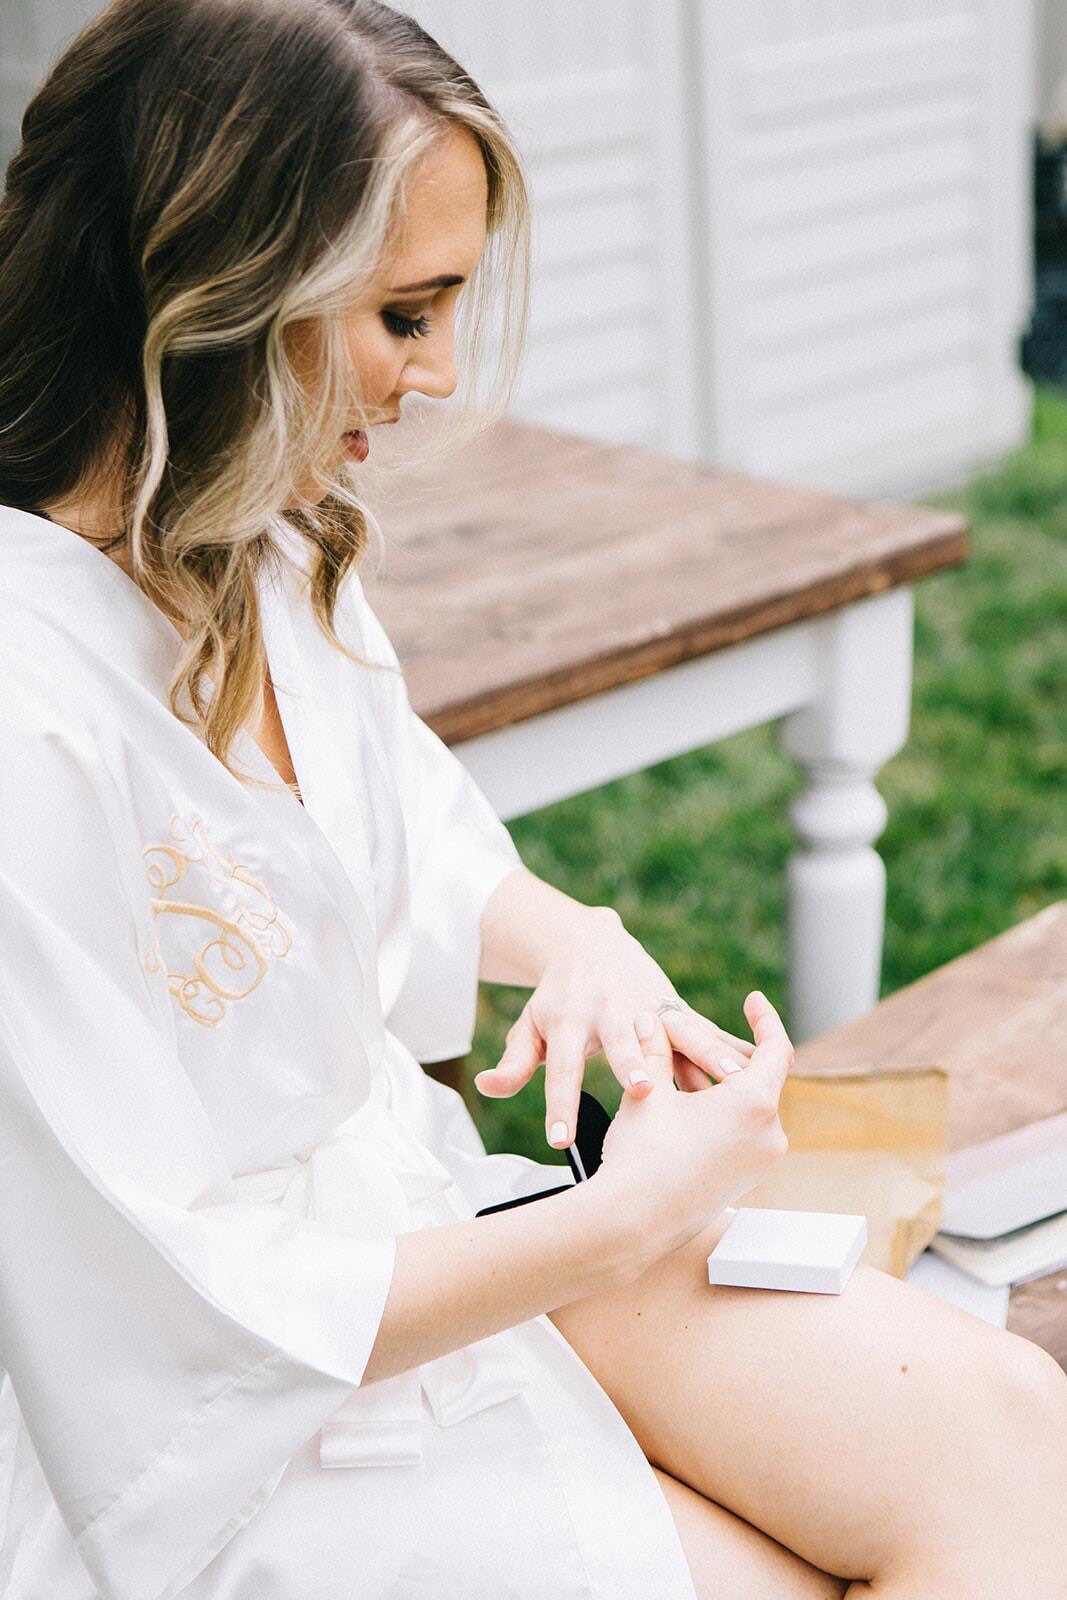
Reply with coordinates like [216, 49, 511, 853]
[0, 0, 530, 790]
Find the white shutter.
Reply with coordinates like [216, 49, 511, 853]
[691, 1, 1035, 495]
[407, 1, 703, 457]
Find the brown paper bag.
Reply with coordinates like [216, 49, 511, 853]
[741, 1063, 950, 1279]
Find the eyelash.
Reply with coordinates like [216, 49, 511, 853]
[382, 309, 432, 340]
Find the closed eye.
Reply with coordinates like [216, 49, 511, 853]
[382, 309, 432, 340]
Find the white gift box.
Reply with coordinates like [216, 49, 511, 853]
[707, 1207, 868, 1294]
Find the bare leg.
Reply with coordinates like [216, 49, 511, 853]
[549, 1212, 1067, 1594]
[652, 1462, 848, 1597]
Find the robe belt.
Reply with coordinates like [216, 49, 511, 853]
[232, 1106, 530, 1468]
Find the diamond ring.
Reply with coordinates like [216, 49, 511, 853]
[654, 997, 686, 1016]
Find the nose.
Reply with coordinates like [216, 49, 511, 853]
[398, 353, 457, 403]
[396, 317, 458, 402]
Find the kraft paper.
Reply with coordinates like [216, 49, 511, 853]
[741, 1063, 950, 1279]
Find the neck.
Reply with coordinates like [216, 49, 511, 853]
[37, 495, 192, 643]
[38, 493, 129, 556]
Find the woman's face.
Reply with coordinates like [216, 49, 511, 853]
[287, 122, 489, 505]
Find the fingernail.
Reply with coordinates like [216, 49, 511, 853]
[629, 1069, 651, 1086]
[635, 1012, 655, 1041]
[718, 1058, 743, 1076]
[549, 1120, 569, 1146]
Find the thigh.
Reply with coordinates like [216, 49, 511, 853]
[651, 1464, 847, 1599]
[548, 1210, 1064, 1585]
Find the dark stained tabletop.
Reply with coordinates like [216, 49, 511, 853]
[363, 417, 969, 745]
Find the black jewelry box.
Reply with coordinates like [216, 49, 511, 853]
[475, 1089, 612, 1216]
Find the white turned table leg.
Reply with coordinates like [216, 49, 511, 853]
[779, 589, 915, 1042]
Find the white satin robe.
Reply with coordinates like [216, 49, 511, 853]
[0, 502, 698, 1600]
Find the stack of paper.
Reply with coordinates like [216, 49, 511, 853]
[927, 1111, 1067, 1288]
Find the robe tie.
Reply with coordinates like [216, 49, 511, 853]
[231, 1104, 530, 1468]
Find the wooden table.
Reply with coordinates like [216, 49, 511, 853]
[795, 901, 1067, 1368]
[366, 417, 967, 1042]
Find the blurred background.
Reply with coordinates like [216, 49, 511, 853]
[3, 3, 1064, 1158]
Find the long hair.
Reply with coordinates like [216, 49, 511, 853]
[0, 0, 530, 788]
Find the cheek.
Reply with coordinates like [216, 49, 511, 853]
[345, 321, 404, 407]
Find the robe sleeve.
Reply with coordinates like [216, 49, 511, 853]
[0, 719, 398, 1600]
[349, 578, 525, 1064]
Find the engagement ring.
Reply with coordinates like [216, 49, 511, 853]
[654, 997, 686, 1016]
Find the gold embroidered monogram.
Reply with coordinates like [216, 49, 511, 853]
[143, 814, 294, 1027]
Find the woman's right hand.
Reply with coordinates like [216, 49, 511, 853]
[590, 991, 794, 1266]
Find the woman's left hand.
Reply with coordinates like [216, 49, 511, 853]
[472, 911, 755, 1149]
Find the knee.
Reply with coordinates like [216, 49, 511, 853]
[989, 1337, 1067, 1456]
[947, 1330, 1067, 1505]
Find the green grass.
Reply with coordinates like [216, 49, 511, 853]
[463, 386, 1067, 1163]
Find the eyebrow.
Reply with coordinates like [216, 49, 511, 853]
[388, 274, 466, 294]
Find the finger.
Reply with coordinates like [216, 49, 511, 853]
[659, 1007, 756, 1076]
[633, 1010, 674, 1088]
[601, 1021, 657, 1099]
[543, 1023, 589, 1148]
[670, 1046, 748, 1088]
[670, 1016, 756, 1059]
[473, 1005, 543, 1098]
[712, 1030, 756, 1058]
[743, 989, 790, 1048]
[672, 1054, 712, 1092]
[741, 990, 795, 1093]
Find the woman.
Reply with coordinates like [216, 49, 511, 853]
[0, 2, 1063, 1597]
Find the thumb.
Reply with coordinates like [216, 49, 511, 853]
[474, 1005, 542, 1096]
[633, 1009, 674, 1089]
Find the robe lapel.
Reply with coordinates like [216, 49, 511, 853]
[255, 548, 385, 1014]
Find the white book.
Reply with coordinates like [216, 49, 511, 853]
[929, 1209, 1067, 1289]
[926, 1110, 1067, 1288]
[906, 1250, 1011, 1327]
[938, 1110, 1067, 1240]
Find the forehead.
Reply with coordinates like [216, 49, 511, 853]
[386, 124, 489, 280]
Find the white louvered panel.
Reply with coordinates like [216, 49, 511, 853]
[750, 357, 986, 479]
[742, 135, 982, 226]
[491, 69, 648, 158]
[527, 143, 655, 207]
[694, 0, 1033, 496]
[749, 303, 980, 408]
[404, 2, 702, 456]
[530, 258, 649, 338]
[533, 189, 647, 272]
[518, 315, 655, 405]
[748, 248, 983, 346]
[737, 13, 984, 119]
[413, 0, 638, 85]
[533, 378, 657, 445]
[745, 92, 981, 169]
[747, 190, 983, 286]
[491, 56, 691, 448]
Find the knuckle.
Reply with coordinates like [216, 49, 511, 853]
[767, 1122, 789, 1159]
[739, 1089, 779, 1127]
